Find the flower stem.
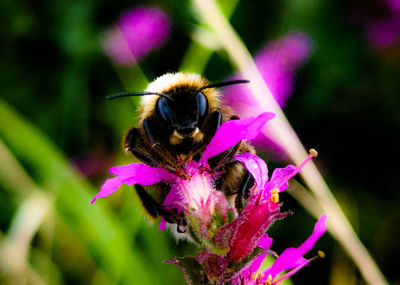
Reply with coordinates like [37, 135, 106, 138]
[192, 0, 388, 284]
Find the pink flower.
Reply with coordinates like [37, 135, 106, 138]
[367, 15, 400, 48]
[102, 6, 171, 65]
[166, 149, 324, 284]
[223, 153, 296, 263]
[93, 111, 326, 285]
[210, 149, 318, 265]
[353, 0, 400, 49]
[230, 214, 327, 285]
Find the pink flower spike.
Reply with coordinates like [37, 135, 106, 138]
[261, 214, 327, 281]
[91, 163, 177, 204]
[202, 112, 275, 162]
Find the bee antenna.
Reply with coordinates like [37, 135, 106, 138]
[106, 92, 174, 102]
[197, 79, 250, 93]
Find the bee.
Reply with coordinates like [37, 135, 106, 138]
[108, 73, 255, 233]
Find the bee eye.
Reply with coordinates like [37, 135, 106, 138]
[196, 92, 208, 118]
[157, 97, 173, 123]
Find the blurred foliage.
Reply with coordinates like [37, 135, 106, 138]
[0, 0, 399, 284]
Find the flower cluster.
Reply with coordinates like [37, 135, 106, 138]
[92, 113, 326, 284]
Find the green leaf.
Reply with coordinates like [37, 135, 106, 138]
[0, 100, 159, 284]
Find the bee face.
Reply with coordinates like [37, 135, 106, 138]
[139, 73, 220, 147]
[156, 90, 208, 140]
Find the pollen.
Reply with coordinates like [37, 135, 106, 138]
[264, 274, 273, 285]
[252, 272, 258, 281]
[257, 273, 265, 283]
[309, 148, 318, 157]
[318, 250, 325, 258]
[277, 148, 318, 189]
[270, 188, 279, 203]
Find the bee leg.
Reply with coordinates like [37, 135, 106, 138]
[135, 184, 161, 218]
[209, 110, 222, 135]
[135, 184, 188, 232]
[211, 140, 242, 172]
[235, 171, 254, 210]
[143, 118, 159, 146]
[143, 118, 179, 168]
[125, 128, 162, 168]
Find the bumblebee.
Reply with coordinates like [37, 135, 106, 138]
[108, 73, 255, 232]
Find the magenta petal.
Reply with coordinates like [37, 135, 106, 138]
[266, 165, 296, 192]
[91, 163, 178, 204]
[297, 214, 327, 253]
[202, 112, 275, 162]
[249, 234, 274, 274]
[109, 163, 177, 184]
[258, 234, 274, 250]
[158, 184, 183, 231]
[158, 218, 167, 231]
[234, 152, 269, 189]
[91, 177, 123, 204]
[262, 214, 327, 279]
[161, 184, 184, 214]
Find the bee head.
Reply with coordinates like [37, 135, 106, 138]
[156, 89, 208, 138]
[107, 72, 249, 146]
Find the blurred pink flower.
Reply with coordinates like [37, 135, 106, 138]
[224, 32, 311, 110]
[385, 0, 400, 12]
[367, 14, 400, 48]
[223, 32, 312, 157]
[102, 6, 171, 65]
[354, 0, 400, 48]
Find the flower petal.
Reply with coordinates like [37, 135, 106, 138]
[109, 163, 177, 184]
[266, 165, 296, 192]
[202, 112, 275, 162]
[91, 177, 123, 204]
[91, 163, 177, 204]
[248, 234, 274, 274]
[234, 152, 269, 189]
[262, 214, 327, 280]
